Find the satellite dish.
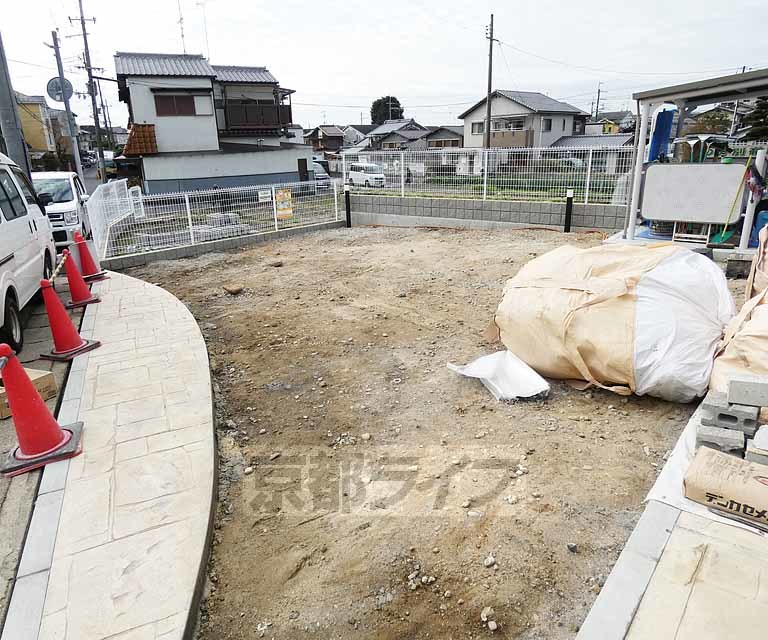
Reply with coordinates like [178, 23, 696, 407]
[46, 77, 73, 102]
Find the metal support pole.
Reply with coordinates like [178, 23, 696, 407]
[271, 186, 279, 231]
[333, 180, 339, 221]
[344, 184, 352, 228]
[483, 14, 494, 149]
[564, 188, 573, 232]
[400, 151, 405, 197]
[51, 31, 83, 182]
[184, 194, 195, 244]
[342, 153, 347, 185]
[482, 150, 489, 201]
[627, 101, 652, 241]
[739, 148, 767, 250]
[584, 149, 593, 205]
[0, 33, 32, 177]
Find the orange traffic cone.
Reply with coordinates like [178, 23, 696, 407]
[62, 249, 100, 309]
[39, 279, 100, 362]
[0, 344, 83, 477]
[73, 231, 108, 282]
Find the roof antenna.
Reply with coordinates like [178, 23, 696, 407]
[197, 1, 210, 59]
[177, 0, 187, 53]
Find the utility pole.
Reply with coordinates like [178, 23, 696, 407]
[0, 32, 32, 176]
[72, 0, 105, 182]
[196, 1, 210, 58]
[51, 30, 83, 181]
[484, 14, 496, 149]
[177, 0, 187, 53]
[97, 80, 113, 148]
[730, 65, 747, 137]
[594, 82, 603, 119]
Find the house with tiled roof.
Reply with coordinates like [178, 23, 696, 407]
[303, 125, 345, 151]
[458, 90, 589, 148]
[115, 52, 311, 193]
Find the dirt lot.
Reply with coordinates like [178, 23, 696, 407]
[127, 226, 726, 639]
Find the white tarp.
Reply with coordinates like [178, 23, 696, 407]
[448, 351, 550, 401]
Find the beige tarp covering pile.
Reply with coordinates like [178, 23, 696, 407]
[491, 243, 735, 402]
[711, 226, 768, 395]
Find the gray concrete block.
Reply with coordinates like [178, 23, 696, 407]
[728, 375, 768, 408]
[17, 490, 64, 577]
[745, 439, 768, 465]
[701, 389, 759, 436]
[696, 424, 745, 454]
[0, 570, 49, 640]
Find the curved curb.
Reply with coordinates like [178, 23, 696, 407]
[1, 272, 216, 640]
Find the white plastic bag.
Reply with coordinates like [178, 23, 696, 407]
[448, 351, 550, 401]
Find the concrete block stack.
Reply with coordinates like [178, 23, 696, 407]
[696, 377, 768, 465]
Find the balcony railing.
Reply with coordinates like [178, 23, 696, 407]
[490, 129, 534, 148]
[224, 104, 292, 129]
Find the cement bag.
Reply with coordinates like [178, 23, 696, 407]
[493, 244, 735, 402]
[745, 225, 768, 299]
[710, 288, 768, 395]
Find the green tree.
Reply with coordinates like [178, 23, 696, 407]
[744, 98, 768, 141]
[688, 109, 731, 135]
[370, 96, 404, 125]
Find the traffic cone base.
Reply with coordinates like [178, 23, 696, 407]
[83, 271, 109, 283]
[1, 422, 83, 477]
[65, 293, 101, 309]
[40, 338, 101, 362]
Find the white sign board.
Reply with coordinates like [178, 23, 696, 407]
[641, 163, 747, 224]
[258, 189, 272, 202]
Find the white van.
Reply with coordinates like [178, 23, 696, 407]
[32, 171, 90, 251]
[347, 162, 386, 188]
[0, 154, 56, 351]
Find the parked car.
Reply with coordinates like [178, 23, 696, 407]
[0, 153, 56, 351]
[97, 158, 118, 180]
[313, 162, 332, 191]
[347, 162, 386, 188]
[32, 172, 90, 252]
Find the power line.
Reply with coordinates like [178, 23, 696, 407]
[496, 38, 758, 77]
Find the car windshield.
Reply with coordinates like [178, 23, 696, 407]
[313, 163, 329, 177]
[362, 165, 382, 174]
[32, 178, 73, 203]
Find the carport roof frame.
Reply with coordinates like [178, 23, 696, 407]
[632, 67, 768, 108]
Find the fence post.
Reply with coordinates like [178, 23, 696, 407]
[400, 151, 405, 197]
[564, 188, 574, 232]
[344, 185, 352, 228]
[482, 149, 489, 201]
[584, 149, 593, 204]
[333, 180, 339, 221]
[271, 186, 279, 231]
[184, 194, 195, 244]
[342, 154, 347, 185]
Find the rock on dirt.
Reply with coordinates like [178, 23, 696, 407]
[268, 260, 284, 267]
[223, 285, 243, 295]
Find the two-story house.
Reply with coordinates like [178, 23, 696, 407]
[115, 52, 312, 193]
[15, 92, 56, 156]
[459, 90, 588, 148]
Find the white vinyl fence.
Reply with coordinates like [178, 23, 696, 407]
[336, 146, 634, 205]
[87, 179, 340, 260]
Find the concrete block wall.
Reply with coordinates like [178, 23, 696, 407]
[350, 195, 626, 231]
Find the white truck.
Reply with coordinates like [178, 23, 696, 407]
[32, 171, 91, 251]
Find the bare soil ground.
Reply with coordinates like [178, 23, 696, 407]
[127, 227, 719, 639]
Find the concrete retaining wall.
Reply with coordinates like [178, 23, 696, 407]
[351, 195, 626, 231]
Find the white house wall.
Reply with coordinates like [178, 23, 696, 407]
[141, 146, 313, 193]
[537, 114, 574, 147]
[127, 76, 219, 153]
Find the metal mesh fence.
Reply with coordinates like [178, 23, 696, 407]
[339, 146, 634, 205]
[87, 179, 340, 259]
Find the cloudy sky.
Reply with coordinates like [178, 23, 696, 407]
[4, 0, 766, 130]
